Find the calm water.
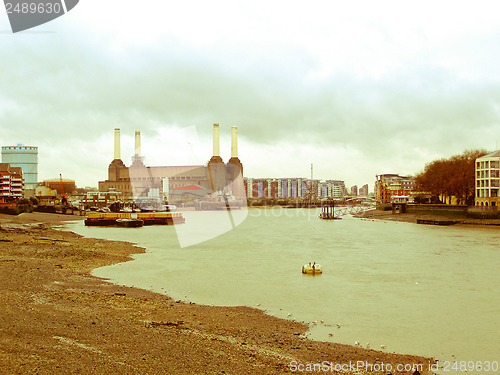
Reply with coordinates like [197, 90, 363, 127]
[67, 208, 500, 371]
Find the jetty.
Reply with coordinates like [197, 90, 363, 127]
[416, 219, 459, 226]
[319, 199, 341, 220]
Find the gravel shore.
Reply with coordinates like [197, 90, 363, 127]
[0, 212, 435, 374]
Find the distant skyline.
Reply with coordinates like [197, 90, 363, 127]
[1, 1, 500, 190]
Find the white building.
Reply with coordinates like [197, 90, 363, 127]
[475, 151, 500, 206]
[2, 145, 38, 194]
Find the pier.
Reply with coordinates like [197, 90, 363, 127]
[416, 219, 459, 226]
[319, 199, 339, 220]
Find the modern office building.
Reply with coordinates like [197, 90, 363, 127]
[475, 151, 500, 206]
[2, 145, 38, 195]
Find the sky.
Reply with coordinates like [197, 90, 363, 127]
[1, 1, 500, 191]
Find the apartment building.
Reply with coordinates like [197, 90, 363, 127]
[244, 177, 347, 200]
[475, 151, 500, 206]
[0, 163, 24, 203]
[375, 174, 415, 203]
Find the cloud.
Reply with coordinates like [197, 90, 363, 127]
[1, 2, 500, 188]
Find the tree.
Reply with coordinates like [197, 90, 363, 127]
[415, 149, 487, 205]
[16, 198, 33, 213]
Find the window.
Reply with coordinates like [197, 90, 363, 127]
[491, 160, 500, 169]
[492, 170, 499, 178]
[491, 179, 499, 187]
[486, 161, 489, 168]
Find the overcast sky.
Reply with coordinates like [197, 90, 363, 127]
[1, 1, 500, 190]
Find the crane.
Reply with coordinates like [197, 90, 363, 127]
[59, 173, 68, 204]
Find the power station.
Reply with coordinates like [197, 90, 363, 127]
[98, 124, 244, 204]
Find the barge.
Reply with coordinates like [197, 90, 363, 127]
[85, 212, 185, 226]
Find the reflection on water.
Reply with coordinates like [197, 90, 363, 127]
[68, 208, 500, 370]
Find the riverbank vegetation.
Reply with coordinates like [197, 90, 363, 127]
[414, 149, 487, 205]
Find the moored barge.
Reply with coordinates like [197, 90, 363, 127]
[85, 212, 185, 226]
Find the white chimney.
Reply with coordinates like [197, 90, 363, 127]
[114, 128, 121, 159]
[135, 131, 141, 156]
[213, 123, 220, 157]
[231, 126, 238, 158]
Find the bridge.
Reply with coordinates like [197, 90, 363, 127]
[344, 197, 376, 204]
[333, 204, 376, 217]
[320, 197, 376, 219]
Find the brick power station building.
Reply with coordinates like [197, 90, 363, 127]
[98, 125, 244, 203]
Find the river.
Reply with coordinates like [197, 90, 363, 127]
[67, 208, 500, 372]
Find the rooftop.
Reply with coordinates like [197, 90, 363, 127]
[0, 163, 11, 172]
[11, 167, 23, 174]
[170, 184, 206, 191]
[479, 150, 500, 159]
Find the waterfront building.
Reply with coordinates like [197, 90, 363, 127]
[475, 151, 500, 206]
[0, 163, 24, 203]
[40, 178, 76, 196]
[99, 125, 243, 202]
[323, 180, 347, 200]
[359, 184, 369, 197]
[2, 145, 38, 196]
[243, 177, 346, 200]
[351, 185, 358, 196]
[375, 174, 415, 203]
[10, 167, 24, 198]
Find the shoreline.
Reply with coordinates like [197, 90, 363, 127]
[0, 212, 436, 374]
[356, 209, 500, 227]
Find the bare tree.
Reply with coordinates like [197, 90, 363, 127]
[415, 149, 487, 204]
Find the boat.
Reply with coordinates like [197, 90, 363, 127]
[116, 218, 144, 227]
[84, 212, 185, 226]
[84, 218, 116, 226]
[302, 263, 322, 275]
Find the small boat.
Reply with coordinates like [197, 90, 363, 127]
[302, 263, 322, 275]
[116, 218, 144, 228]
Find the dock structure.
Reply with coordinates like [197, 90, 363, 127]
[319, 199, 338, 220]
[416, 219, 459, 226]
[391, 202, 407, 214]
[319, 201, 375, 219]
